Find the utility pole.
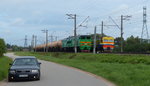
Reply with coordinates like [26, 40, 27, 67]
[101, 21, 104, 42]
[121, 15, 123, 53]
[34, 35, 37, 52]
[31, 35, 35, 52]
[43, 42, 45, 52]
[42, 29, 48, 52]
[49, 35, 53, 42]
[66, 14, 77, 53]
[74, 14, 77, 53]
[24, 35, 28, 48]
[46, 30, 48, 52]
[93, 26, 97, 54]
[120, 15, 131, 53]
[55, 36, 57, 41]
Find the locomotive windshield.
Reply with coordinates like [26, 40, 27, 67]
[103, 39, 109, 42]
[80, 36, 91, 39]
[103, 38, 114, 42]
[80, 36, 86, 39]
[109, 39, 114, 42]
[87, 37, 91, 39]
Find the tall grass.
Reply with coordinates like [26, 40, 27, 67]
[15, 52, 150, 86]
[16, 52, 150, 64]
[0, 56, 12, 81]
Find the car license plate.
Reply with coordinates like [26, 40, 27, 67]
[19, 75, 28, 77]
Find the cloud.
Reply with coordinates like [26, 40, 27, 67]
[10, 18, 25, 26]
[0, 21, 8, 27]
[0, 0, 149, 46]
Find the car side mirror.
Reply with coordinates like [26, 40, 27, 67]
[38, 62, 41, 65]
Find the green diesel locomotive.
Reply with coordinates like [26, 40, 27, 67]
[34, 35, 92, 52]
[62, 35, 92, 52]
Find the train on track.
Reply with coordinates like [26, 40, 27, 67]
[34, 35, 115, 52]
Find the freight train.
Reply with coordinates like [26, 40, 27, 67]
[34, 35, 115, 52]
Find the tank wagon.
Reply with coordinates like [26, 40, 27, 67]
[47, 40, 62, 52]
[34, 44, 46, 52]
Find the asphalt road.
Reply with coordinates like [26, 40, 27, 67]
[1, 53, 115, 86]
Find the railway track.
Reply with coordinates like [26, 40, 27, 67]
[46, 51, 150, 55]
[97, 52, 150, 55]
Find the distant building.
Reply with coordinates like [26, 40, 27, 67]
[7, 48, 13, 51]
[23, 48, 29, 51]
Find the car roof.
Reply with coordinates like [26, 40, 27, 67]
[15, 56, 36, 59]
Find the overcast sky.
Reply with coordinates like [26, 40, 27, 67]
[0, 0, 150, 46]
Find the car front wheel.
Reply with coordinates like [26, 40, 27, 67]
[8, 76, 13, 82]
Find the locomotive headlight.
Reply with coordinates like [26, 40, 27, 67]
[32, 70, 38, 73]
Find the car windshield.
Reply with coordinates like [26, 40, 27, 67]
[13, 58, 37, 66]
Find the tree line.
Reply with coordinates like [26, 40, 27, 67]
[1, 35, 150, 56]
[6, 44, 24, 51]
[0, 38, 6, 57]
[114, 35, 150, 53]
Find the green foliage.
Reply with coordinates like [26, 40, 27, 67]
[124, 36, 150, 53]
[0, 56, 12, 81]
[15, 52, 150, 65]
[0, 39, 6, 56]
[114, 36, 150, 53]
[15, 52, 150, 86]
[113, 37, 125, 52]
[12, 45, 23, 51]
[6, 44, 23, 51]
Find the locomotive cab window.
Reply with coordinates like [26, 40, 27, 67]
[67, 41, 71, 44]
[103, 39, 108, 42]
[80, 36, 86, 39]
[87, 37, 91, 39]
[109, 39, 114, 42]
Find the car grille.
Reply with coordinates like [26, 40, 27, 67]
[16, 70, 31, 73]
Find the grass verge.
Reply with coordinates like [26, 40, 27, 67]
[0, 56, 12, 81]
[15, 52, 150, 86]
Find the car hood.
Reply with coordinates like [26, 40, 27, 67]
[10, 65, 40, 70]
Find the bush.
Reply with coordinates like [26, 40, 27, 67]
[114, 36, 150, 53]
[0, 56, 12, 81]
[0, 39, 6, 57]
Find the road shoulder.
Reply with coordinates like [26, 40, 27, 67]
[0, 80, 7, 86]
[48, 61, 116, 86]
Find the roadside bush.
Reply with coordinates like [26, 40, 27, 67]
[0, 39, 6, 57]
[0, 57, 12, 81]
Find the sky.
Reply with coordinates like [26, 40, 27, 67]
[0, 0, 150, 46]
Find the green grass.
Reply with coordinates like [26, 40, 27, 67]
[15, 52, 150, 86]
[0, 56, 12, 81]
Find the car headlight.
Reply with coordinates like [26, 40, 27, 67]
[10, 70, 15, 74]
[32, 70, 38, 73]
